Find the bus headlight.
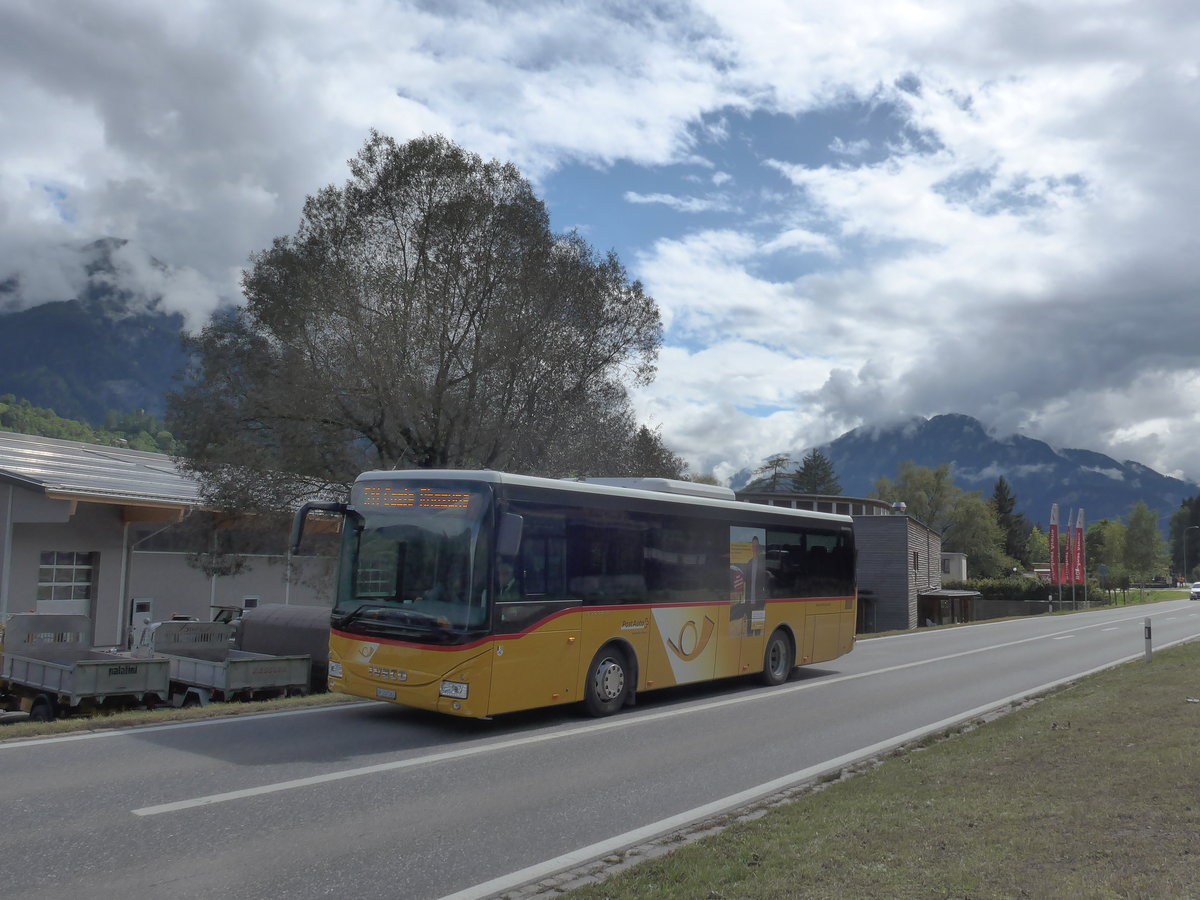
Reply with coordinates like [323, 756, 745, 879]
[439, 680, 469, 700]
[329, 661, 343, 679]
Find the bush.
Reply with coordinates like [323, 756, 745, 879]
[946, 577, 1055, 603]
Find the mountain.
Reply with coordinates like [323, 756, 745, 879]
[732, 414, 1199, 527]
[0, 239, 192, 423]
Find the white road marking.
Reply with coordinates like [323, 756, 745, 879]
[131, 611, 1199, 818]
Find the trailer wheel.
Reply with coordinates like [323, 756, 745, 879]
[29, 697, 55, 723]
[180, 693, 201, 709]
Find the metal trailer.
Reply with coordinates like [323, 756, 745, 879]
[0, 614, 170, 722]
[131, 619, 311, 707]
[234, 604, 331, 693]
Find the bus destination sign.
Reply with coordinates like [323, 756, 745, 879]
[359, 485, 475, 511]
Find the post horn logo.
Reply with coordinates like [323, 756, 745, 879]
[666, 616, 716, 661]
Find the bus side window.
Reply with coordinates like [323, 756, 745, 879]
[568, 521, 647, 605]
[643, 515, 725, 603]
[506, 510, 569, 601]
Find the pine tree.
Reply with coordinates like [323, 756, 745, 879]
[752, 454, 792, 491]
[991, 476, 1031, 567]
[791, 448, 842, 495]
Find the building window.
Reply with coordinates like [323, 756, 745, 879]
[37, 551, 96, 602]
[912, 551, 920, 571]
[941, 558, 950, 574]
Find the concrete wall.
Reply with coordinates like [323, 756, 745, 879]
[6, 498, 129, 645]
[127, 552, 334, 624]
[1, 482, 335, 647]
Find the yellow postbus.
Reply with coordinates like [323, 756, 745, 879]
[292, 470, 856, 718]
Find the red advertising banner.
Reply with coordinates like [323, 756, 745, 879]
[1065, 509, 1074, 584]
[1049, 504, 1060, 585]
[1071, 508, 1085, 584]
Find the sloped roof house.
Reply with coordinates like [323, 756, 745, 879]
[0, 431, 328, 647]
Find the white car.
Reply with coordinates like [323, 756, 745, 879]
[1191, 582, 1200, 600]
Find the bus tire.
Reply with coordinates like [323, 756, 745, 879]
[29, 697, 56, 723]
[584, 645, 630, 717]
[759, 629, 794, 686]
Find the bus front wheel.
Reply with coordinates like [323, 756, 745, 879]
[584, 646, 630, 717]
[759, 629, 794, 686]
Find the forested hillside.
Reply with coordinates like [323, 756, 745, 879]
[0, 238, 192, 424]
[0, 395, 176, 454]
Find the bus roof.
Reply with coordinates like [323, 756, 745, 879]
[352, 469, 854, 526]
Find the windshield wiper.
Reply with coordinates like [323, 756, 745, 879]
[333, 603, 485, 642]
[332, 603, 417, 630]
[331, 603, 374, 629]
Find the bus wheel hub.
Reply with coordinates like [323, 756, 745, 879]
[595, 660, 624, 699]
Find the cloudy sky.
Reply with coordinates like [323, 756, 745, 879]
[3, 1, 1199, 484]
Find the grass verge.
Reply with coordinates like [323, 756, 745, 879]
[559, 641, 1200, 900]
[0, 691, 360, 742]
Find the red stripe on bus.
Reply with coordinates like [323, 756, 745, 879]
[332, 593, 854, 651]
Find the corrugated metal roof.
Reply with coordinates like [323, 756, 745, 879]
[0, 431, 201, 507]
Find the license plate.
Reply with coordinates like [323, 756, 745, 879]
[375, 688, 397, 700]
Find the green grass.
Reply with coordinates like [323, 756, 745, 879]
[559, 641, 1200, 899]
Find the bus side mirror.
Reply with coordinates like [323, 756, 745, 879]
[290, 501, 348, 555]
[497, 513, 524, 557]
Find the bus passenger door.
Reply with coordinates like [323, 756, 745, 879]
[730, 526, 769, 677]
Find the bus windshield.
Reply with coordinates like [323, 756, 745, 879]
[333, 481, 492, 641]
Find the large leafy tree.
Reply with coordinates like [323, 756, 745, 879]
[1124, 501, 1166, 582]
[873, 461, 1012, 577]
[873, 461, 960, 533]
[791, 448, 842, 494]
[1085, 517, 1127, 589]
[1024, 525, 1049, 568]
[1086, 518, 1126, 571]
[1168, 496, 1200, 580]
[170, 132, 675, 510]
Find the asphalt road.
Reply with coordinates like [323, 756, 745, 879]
[2, 599, 1198, 900]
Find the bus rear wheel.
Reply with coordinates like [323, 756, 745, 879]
[584, 646, 630, 717]
[758, 629, 794, 686]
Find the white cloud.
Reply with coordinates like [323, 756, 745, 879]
[2, 0, 1199, 485]
[623, 191, 732, 213]
[1080, 466, 1126, 482]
